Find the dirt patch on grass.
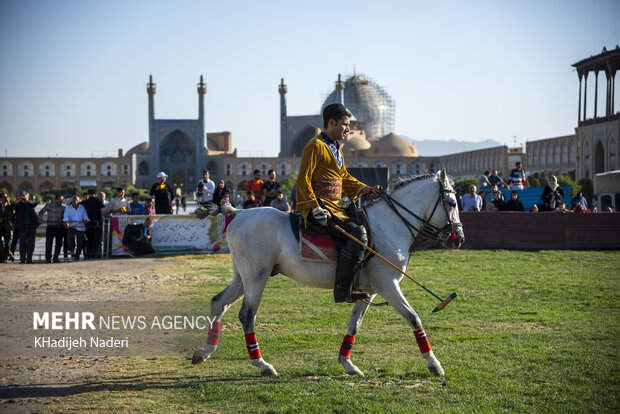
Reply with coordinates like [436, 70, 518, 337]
[0, 256, 218, 413]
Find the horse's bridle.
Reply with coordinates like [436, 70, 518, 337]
[378, 179, 463, 245]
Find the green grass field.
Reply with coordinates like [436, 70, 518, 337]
[44, 250, 619, 413]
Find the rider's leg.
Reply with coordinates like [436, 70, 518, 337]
[333, 220, 370, 303]
[237, 270, 277, 376]
[338, 294, 376, 375]
[374, 276, 444, 376]
[192, 267, 244, 365]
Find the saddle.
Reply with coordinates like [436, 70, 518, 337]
[289, 204, 373, 264]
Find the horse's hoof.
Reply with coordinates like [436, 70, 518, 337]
[192, 349, 208, 365]
[346, 366, 364, 376]
[427, 362, 444, 376]
[260, 363, 278, 376]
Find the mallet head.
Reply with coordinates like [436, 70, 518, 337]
[432, 292, 458, 313]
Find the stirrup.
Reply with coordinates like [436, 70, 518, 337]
[345, 286, 371, 303]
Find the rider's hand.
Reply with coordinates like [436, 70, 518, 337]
[363, 185, 381, 200]
[312, 206, 331, 226]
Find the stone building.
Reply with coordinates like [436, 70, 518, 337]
[527, 46, 619, 180]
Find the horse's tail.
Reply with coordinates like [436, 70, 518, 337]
[194, 202, 238, 218]
[219, 202, 238, 217]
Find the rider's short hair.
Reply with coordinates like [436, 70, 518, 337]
[322, 103, 351, 129]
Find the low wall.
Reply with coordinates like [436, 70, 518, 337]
[110, 215, 229, 256]
[459, 212, 620, 249]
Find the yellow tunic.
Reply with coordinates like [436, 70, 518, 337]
[296, 134, 367, 226]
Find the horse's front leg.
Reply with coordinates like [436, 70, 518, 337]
[338, 294, 376, 376]
[376, 278, 444, 376]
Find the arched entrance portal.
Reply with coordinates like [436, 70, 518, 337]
[159, 130, 197, 193]
[594, 140, 605, 174]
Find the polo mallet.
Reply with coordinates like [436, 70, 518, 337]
[331, 223, 457, 313]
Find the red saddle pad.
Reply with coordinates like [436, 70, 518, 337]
[300, 232, 337, 263]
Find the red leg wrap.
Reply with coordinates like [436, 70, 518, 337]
[206, 321, 221, 346]
[245, 332, 262, 360]
[414, 328, 432, 354]
[339, 335, 355, 358]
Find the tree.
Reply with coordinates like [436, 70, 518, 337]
[280, 171, 298, 200]
[453, 177, 477, 196]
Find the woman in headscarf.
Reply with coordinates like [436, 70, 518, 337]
[540, 176, 564, 211]
[212, 180, 229, 207]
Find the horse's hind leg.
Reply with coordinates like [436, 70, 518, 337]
[377, 279, 444, 376]
[237, 271, 277, 376]
[338, 294, 376, 376]
[192, 267, 244, 365]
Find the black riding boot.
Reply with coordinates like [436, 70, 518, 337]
[334, 251, 370, 303]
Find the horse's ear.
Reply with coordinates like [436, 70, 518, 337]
[439, 168, 447, 183]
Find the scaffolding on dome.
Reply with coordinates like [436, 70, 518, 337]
[322, 73, 396, 141]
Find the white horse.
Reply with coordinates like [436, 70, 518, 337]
[192, 169, 464, 377]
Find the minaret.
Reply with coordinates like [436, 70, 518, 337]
[147, 75, 157, 173]
[197, 75, 207, 173]
[278, 78, 288, 156]
[336, 73, 345, 106]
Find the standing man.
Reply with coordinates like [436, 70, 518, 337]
[296, 103, 380, 303]
[82, 189, 105, 259]
[108, 188, 128, 214]
[0, 193, 12, 263]
[508, 161, 526, 190]
[38, 194, 66, 263]
[63, 195, 90, 261]
[150, 172, 174, 214]
[196, 170, 215, 203]
[246, 169, 264, 206]
[13, 191, 38, 264]
[128, 193, 145, 215]
[262, 169, 281, 207]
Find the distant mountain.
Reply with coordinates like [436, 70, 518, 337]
[401, 137, 503, 156]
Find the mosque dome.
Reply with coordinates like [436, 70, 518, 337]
[370, 133, 418, 157]
[322, 74, 395, 141]
[126, 141, 149, 157]
[341, 135, 371, 153]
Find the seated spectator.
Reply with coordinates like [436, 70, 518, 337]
[144, 198, 156, 215]
[503, 190, 524, 211]
[219, 190, 231, 206]
[570, 191, 588, 211]
[478, 190, 492, 211]
[128, 193, 145, 215]
[572, 202, 586, 213]
[212, 180, 229, 206]
[555, 201, 570, 213]
[108, 187, 128, 214]
[477, 171, 491, 189]
[492, 191, 506, 211]
[540, 176, 564, 211]
[242, 191, 260, 209]
[461, 185, 482, 211]
[195, 183, 211, 206]
[484, 184, 504, 204]
[529, 204, 539, 212]
[246, 169, 264, 206]
[508, 162, 526, 190]
[269, 190, 291, 213]
[122, 217, 155, 256]
[489, 170, 509, 188]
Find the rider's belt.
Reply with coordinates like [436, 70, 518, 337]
[311, 178, 342, 200]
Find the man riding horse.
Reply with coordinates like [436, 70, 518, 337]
[296, 103, 381, 303]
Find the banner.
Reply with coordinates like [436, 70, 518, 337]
[110, 214, 231, 255]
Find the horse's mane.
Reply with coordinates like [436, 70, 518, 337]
[362, 173, 437, 208]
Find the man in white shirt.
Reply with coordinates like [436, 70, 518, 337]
[108, 187, 128, 214]
[196, 170, 215, 202]
[63, 195, 90, 260]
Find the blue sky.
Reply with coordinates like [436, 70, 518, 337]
[0, 0, 618, 157]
